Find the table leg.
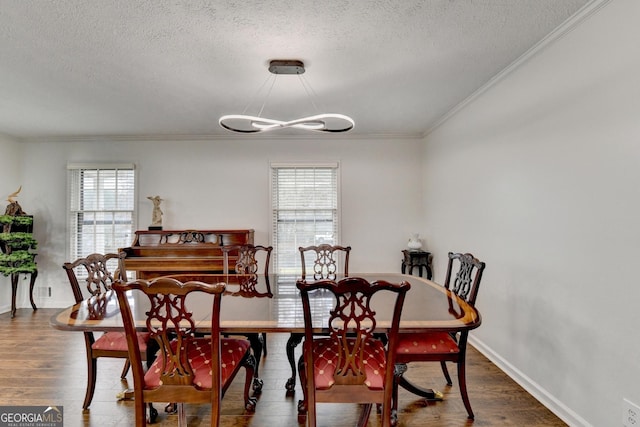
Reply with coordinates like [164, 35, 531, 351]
[395, 362, 443, 400]
[398, 376, 443, 400]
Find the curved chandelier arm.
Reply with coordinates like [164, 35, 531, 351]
[219, 113, 354, 133]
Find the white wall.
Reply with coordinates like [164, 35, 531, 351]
[0, 134, 25, 313]
[7, 2, 636, 425]
[422, 0, 639, 425]
[15, 136, 424, 308]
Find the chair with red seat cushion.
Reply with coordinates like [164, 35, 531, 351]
[63, 253, 151, 410]
[296, 276, 410, 427]
[221, 244, 272, 393]
[393, 252, 486, 420]
[283, 244, 352, 392]
[113, 276, 257, 427]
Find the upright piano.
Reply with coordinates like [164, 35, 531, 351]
[119, 229, 254, 280]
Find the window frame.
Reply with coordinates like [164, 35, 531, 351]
[66, 163, 137, 263]
[270, 162, 341, 275]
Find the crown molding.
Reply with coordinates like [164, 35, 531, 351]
[423, 0, 612, 137]
[18, 131, 424, 143]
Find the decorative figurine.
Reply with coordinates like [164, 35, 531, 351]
[4, 186, 26, 217]
[147, 196, 163, 229]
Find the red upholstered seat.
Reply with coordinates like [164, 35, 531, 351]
[297, 277, 410, 427]
[308, 338, 387, 390]
[92, 331, 150, 352]
[144, 338, 252, 390]
[396, 332, 459, 355]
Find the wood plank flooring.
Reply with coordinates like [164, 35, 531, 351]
[0, 309, 567, 426]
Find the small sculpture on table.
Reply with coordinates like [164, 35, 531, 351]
[3, 186, 25, 232]
[147, 196, 163, 230]
[407, 233, 423, 250]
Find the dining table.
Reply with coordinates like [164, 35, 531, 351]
[50, 272, 481, 400]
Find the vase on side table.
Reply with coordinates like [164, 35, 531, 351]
[407, 233, 423, 250]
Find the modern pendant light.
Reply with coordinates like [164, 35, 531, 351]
[219, 60, 354, 133]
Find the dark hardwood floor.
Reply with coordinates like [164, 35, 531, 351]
[0, 308, 567, 426]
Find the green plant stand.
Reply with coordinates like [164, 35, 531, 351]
[0, 215, 38, 318]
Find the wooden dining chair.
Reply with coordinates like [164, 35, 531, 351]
[393, 252, 486, 420]
[112, 276, 257, 427]
[62, 252, 151, 410]
[299, 243, 351, 280]
[222, 244, 272, 276]
[221, 243, 272, 392]
[296, 276, 410, 427]
[283, 244, 353, 392]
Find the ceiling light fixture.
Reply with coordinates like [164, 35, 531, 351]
[219, 60, 354, 133]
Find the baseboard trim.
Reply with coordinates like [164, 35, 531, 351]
[469, 335, 591, 427]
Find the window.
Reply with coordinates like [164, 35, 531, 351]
[271, 163, 340, 274]
[67, 163, 137, 261]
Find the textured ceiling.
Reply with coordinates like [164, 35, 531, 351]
[0, 0, 592, 140]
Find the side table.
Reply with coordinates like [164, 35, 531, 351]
[401, 250, 432, 279]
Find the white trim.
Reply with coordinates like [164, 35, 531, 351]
[425, 0, 613, 137]
[67, 162, 136, 170]
[469, 335, 593, 427]
[270, 162, 339, 169]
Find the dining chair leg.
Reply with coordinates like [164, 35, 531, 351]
[357, 403, 373, 427]
[246, 333, 264, 393]
[120, 359, 131, 379]
[285, 333, 303, 391]
[440, 361, 453, 385]
[296, 355, 308, 415]
[240, 353, 258, 411]
[392, 363, 406, 421]
[305, 385, 317, 427]
[147, 403, 158, 423]
[177, 403, 186, 427]
[261, 332, 267, 355]
[457, 360, 474, 419]
[83, 357, 97, 409]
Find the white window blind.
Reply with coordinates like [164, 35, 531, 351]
[67, 164, 137, 261]
[271, 163, 339, 274]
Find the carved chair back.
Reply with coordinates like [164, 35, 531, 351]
[299, 244, 351, 280]
[63, 252, 124, 303]
[222, 244, 272, 275]
[444, 252, 486, 307]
